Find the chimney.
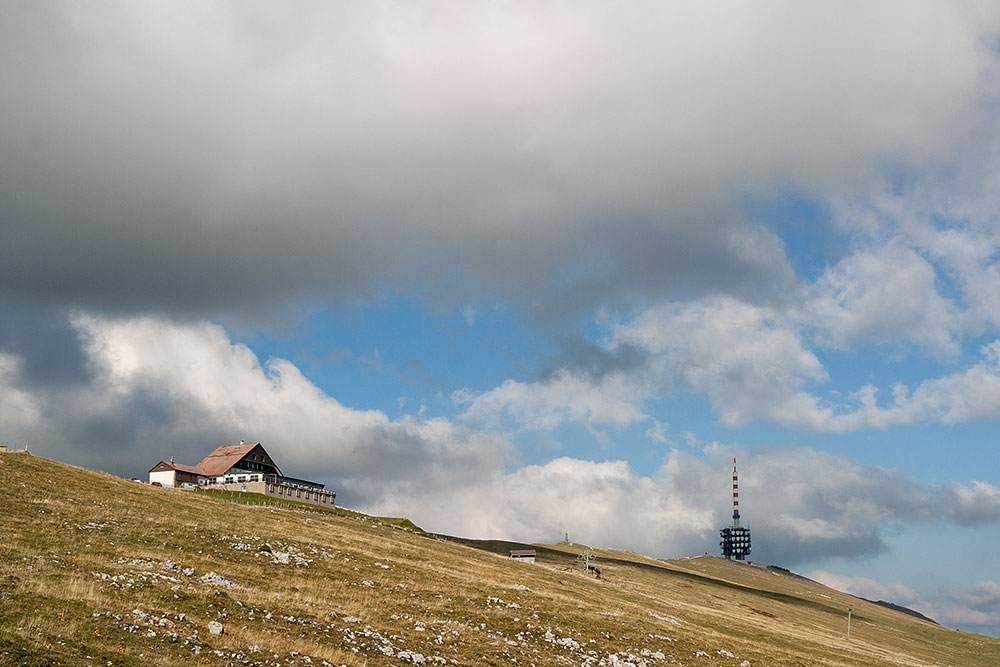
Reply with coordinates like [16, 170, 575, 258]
[169, 456, 174, 464]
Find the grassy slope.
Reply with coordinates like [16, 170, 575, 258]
[1, 452, 996, 666]
[191, 488, 425, 532]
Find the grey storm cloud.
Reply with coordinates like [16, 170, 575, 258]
[3, 1, 997, 325]
[0, 297, 93, 388]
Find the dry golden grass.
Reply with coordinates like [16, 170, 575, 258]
[1, 450, 998, 666]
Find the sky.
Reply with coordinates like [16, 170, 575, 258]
[3, 0, 1000, 638]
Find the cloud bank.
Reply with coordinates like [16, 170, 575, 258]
[3, 314, 511, 502]
[2, 2, 997, 322]
[4, 2, 1000, 438]
[4, 314, 997, 564]
[458, 293, 1000, 434]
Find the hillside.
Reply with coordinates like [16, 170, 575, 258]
[1, 451, 997, 666]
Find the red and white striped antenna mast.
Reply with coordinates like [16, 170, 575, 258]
[721, 456, 751, 560]
[732, 457, 741, 529]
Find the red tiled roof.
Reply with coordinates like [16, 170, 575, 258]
[148, 460, 207, 475]
[172, 462, 208, 475]
[194, 442, 262, 477]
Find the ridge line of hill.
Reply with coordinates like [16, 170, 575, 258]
[2, 450, 996, 666]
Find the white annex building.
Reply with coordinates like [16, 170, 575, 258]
[148, 442, 335, 508]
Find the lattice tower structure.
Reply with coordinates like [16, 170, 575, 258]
[720, 457, 751, 560]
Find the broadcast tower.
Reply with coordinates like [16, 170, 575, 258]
[720, 457, 751, 560]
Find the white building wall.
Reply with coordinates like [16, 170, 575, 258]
[149, 470, 177, 487]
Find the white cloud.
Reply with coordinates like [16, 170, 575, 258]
[370, 442, 1000, 566]
[894, 216, 1000, 309]
[456, 296, 833, 433]
[4, 314, 513, 504]
[943, 580, 1000, 629]
[644, 419, 670, 444]
[459, 284, 1000, 434]
[614, 297, 828, 428]
[820, 340, 1000, 430]
[613, 283, 1000, 433]
[374, 456, 717, 554]
[804, 243, 959, 354]
[454, 369, 648, 431]
[952, 481, 1000, 524]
